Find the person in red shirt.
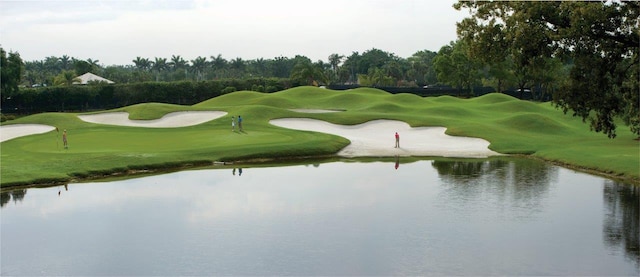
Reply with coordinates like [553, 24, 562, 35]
[395, 132, 400, 148]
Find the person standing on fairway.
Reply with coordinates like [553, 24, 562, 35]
[231, 116, 236, 131]
[238, 115, 243, 131]
[395, 132, 400, 148]
[63, 129, 68, 149]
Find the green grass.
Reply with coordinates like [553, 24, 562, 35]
[1, 86, 638, 186]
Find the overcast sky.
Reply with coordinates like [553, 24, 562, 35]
[0, 0, 468, 66]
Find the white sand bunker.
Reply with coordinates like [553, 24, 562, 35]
[0, 124, 56, 142]
[270, 118, 500, 158]
[78, 111, 227, 128]
[289, 109, 343, 113]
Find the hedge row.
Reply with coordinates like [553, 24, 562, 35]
[1, 78, 291, 113]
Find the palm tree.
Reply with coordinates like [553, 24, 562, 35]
[249, 58, 268, 77]
[60, 55, 72, 70]
[210, 54, 228, 78]
[170, 55, 187, 71]
[132, 57, 152, 71]
[290, 60, 328, 86]
[152, 57, 168, 81]
[210, 54, 227, 70]
[44, 56, 60, 77]
[86, 58, 100, 73]
[170, 55, 188, 80]
[328, 53, 344, 82]
[190, 56, 208, 81]
[229, 57, 245, 78]
[54, 70, 80, 86]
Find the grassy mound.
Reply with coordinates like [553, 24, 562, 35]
[497, 113, 568, 135]
[470, 93, 517, 104]
[1, 86, 638, 186]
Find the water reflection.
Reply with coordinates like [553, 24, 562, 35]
[1, 158, 638, 274]
[0, 189, 27, 207]
[431, 159, 556, 217]
[232, 168, 244, 176]
[603, 181, 640, 268]
[394, 155, 399, 170]
[431, 159, 558, 186]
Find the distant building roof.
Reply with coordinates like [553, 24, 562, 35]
[74, 72, 115, 85]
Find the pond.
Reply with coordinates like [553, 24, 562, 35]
[1, 158, 638, 275]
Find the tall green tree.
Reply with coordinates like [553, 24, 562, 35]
[190, 56, 208, 81]
[359, 48, 394, 74]
[328, 53, 344, 83]
[85, 58, 100, 74]
[271, 56, 293, 78]
[433, 40, 481, 93]
[152, 57, 168, 81]
[407, 50, 437, 86]
[209, 54, 228, 78]
[73, 59, 93, 75]
[132, 57, 152, 71]
[358, 67, 394, 87]
[455, 1, 639, 138]
[169, 55, 188, 80]
[342, 52, 361, 83]
[229, 57, 246, 78]
[59, 55, 72, 71]
[1, 48, 24, 97]
[290, 60, 327, 86]
[249, 58, 269, 77]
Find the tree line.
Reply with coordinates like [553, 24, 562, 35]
[1, 1, 637, 138]
[2, 79, 291, 114]
[14, 49, 439, 89]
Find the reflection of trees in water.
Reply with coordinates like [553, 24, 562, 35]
[432, 159, 502, 181]
[603, 181, 639, 268]
[0, 189, 28, 208]
[431, 159, 558, 215]
[432, 158, 557, 187]
[1, 192, 10, 207]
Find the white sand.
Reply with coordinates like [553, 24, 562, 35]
[0, 124, 56, 142]
[78, 111, 227, 128]
[270, 118, 501, 158]
[1, 111, 227, 142]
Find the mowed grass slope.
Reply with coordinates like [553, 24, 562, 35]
[1, 86, 638, 186]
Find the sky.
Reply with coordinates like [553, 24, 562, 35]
[0, 0, 469, 66]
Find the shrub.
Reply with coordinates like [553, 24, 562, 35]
[222, 86, 237, 94]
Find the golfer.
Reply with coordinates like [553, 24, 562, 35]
[63, 129, 68, 149]
[238, 115, 243, 131]
[395, 132, 400, 148]
[231, 116, 236, 131]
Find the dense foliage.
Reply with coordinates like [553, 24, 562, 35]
[0, 48, 24, 97]
[2, 78, 289, 113]
[455, 1, 639, 138]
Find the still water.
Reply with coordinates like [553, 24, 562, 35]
[1, 158, 638, 275]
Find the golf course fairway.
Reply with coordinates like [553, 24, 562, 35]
[1, 86, 638, 187]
